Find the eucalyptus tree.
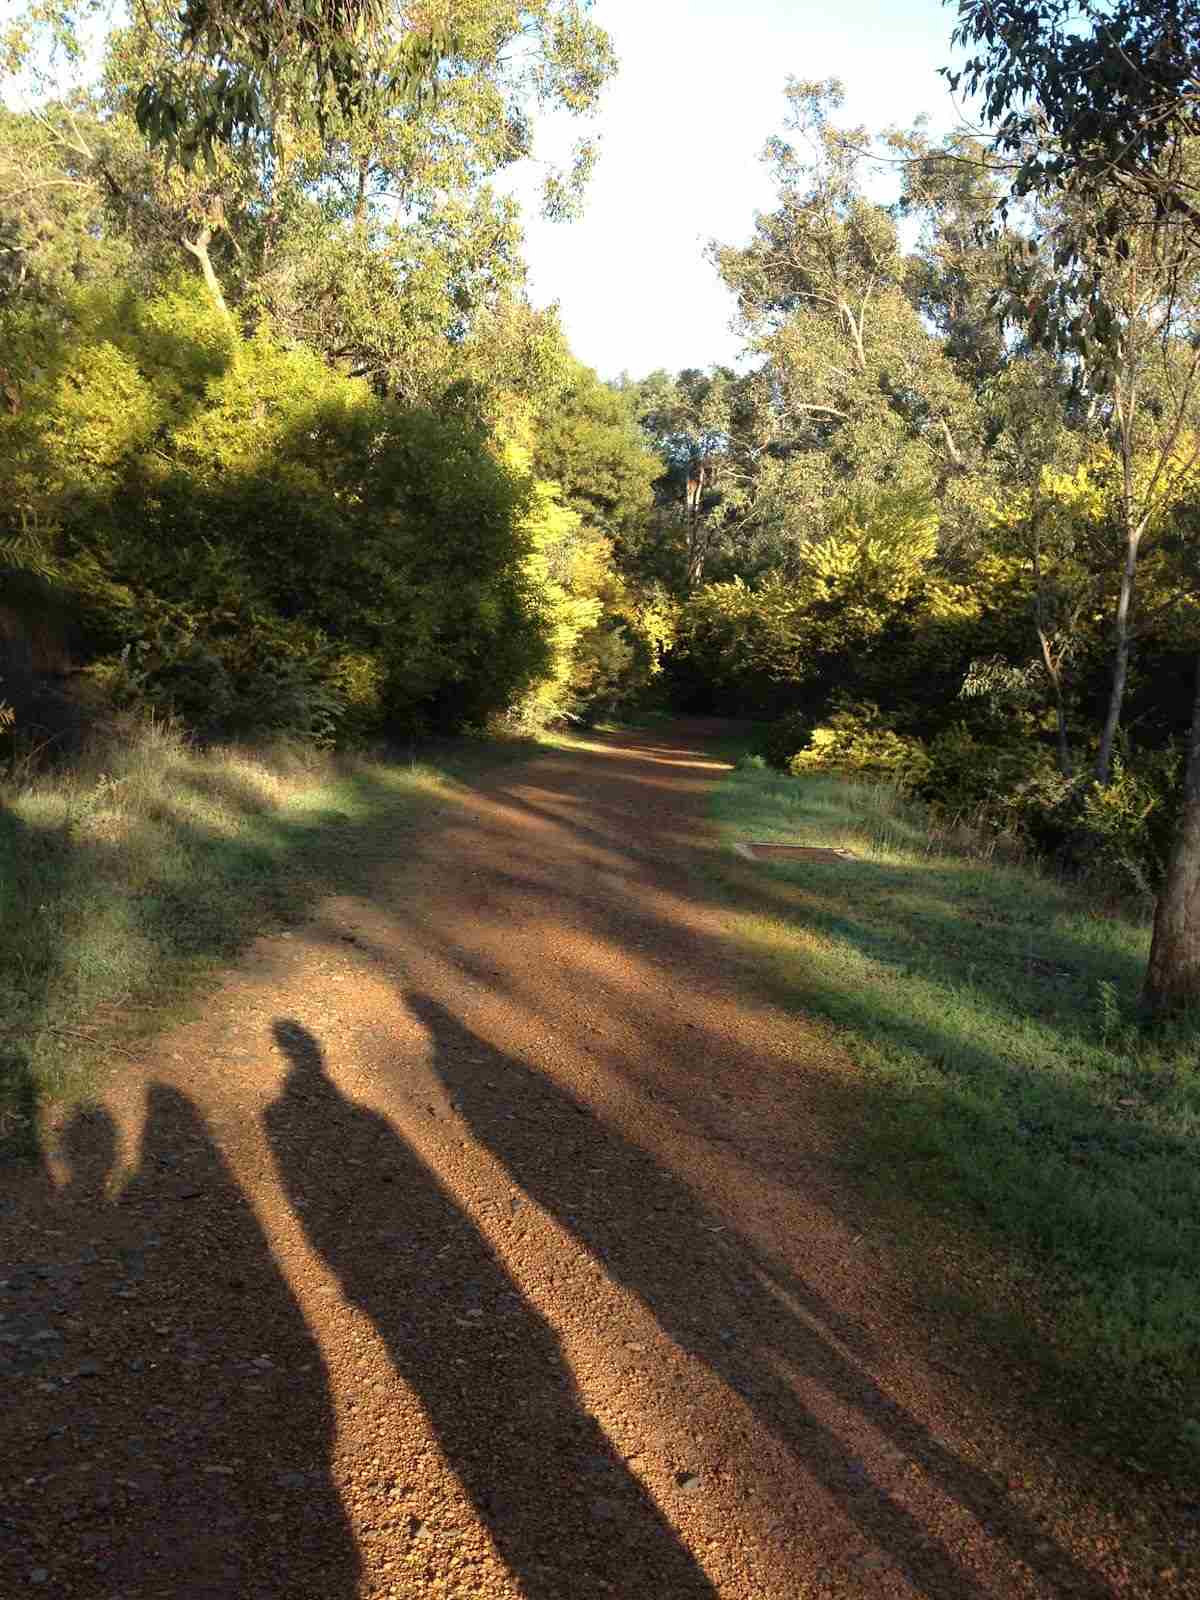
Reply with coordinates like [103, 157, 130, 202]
[3, 0, 617, 399]
[893, 129, 1011, 387]
[947, 1, 1200, 1008]
[709, 79, 978, 557]
[625, 367, 763, 591]
[977, 352, 1093, 775]
[949, 0, 1200, 248]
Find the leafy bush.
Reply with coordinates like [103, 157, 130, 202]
[911, 723, 1049, 822]
[1005, 751, 1181, 895]
[786, 702, 932, 789]
[0, 281, 553, 743]
[91, 630, 347, 746]
[753, 710, 816, 770]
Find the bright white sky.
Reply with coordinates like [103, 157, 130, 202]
[497, 0, 970, 379]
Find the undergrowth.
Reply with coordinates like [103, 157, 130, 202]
[0, 716, 535, 1155]
[709, 760, 1200, 1477]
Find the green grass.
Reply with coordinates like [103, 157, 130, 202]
[707, 758, 1200, 1475]
[0, 717, 540, 1156]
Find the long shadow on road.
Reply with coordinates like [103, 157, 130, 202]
[405, 990, 1117, 1600]
[0, 1084, 358, 1599]
[264, 1016, 717, 1600]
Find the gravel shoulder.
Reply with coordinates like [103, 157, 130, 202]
[0, 721, 1190, 1598]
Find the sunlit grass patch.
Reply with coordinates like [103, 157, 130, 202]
[708, 761, 1200, 1475]
[0, 720, 510, 1154]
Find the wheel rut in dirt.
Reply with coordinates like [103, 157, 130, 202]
[1, 721, 1179, 1597]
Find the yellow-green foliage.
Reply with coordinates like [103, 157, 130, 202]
[678, 489, 946, 696]
[788, 703, 932, 788]
[500, 422, 668, 729]
[509, 470, 606, 729]
[1, 280, 551, 740]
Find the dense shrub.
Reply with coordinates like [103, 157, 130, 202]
[788, 704, 932, 789]
[752, 710, 815, 770]
[911, 724, 1050, 821]
[1004, 750, 1182, 895]
[0, 282, 553, 742]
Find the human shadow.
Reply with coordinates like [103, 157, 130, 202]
[409, 990, 1119, 1600]
[264, 1017, 717, 1599]
[1, 1088, 358, 1599]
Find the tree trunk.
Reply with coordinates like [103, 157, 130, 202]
[1095, 524, 1141, 786]
[1142, 655, 1200, 1013]
[180, 226, 230, 320]
[354, 156, 369, 229]
[1038, 633, 1073, 777]
[1032, 519, 1072, 777]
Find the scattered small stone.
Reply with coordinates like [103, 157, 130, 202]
[177, 1187, 202, 1201]
[71, 1361, 102, 1379]
[29, 1570, 49, 1585]
[675, 1471, 702, 1494]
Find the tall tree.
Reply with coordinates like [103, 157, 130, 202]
[630, 367, 755, 591]
[948, 0, 1200, 1010]
[709, 80, 976, 555]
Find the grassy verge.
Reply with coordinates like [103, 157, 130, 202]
[707, 758, 1200, 1476]
[0, 718, 539, 1156]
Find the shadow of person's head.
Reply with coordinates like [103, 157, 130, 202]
[57, 1103, 117, 1201]
[273, 1018, 326, 1078]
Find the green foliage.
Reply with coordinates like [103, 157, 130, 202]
[0, 280, 551, 742]
[787, 703, 932, 789]
[530, 362, 660, 558]
[1003, 751, 1183, 897]
[914, 724, 1052, 824]
[752, 710, 815, 771]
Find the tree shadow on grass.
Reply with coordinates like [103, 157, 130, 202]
[458, 766, 1199, 1479]
[264, 1016, 718, 1599]
[0, 1085, 358, 1598]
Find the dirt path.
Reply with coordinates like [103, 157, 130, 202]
[0, 722, 1187, 1598]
